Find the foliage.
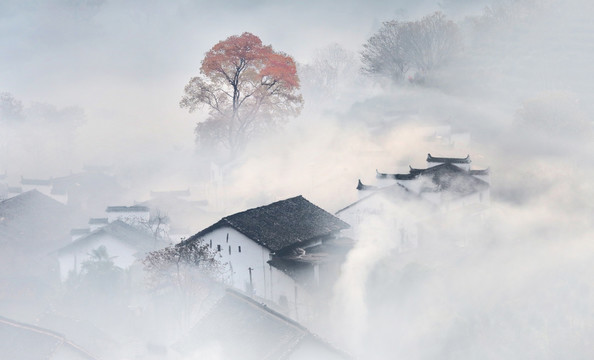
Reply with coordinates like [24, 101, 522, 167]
[299, 44, 361, 97]
[0, 92, 24, 122]
[361, 12, 461, 81]
[143, 240, 226, 329]
[143, 240, 224, 289]
[180, 32, 303, 156]
[79, 245, 123, 293]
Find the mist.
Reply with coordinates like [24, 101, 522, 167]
[1, 0, 594, 358]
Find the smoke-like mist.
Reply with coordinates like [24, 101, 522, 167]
[1, 0, 594, 358]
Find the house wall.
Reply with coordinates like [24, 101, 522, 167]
[58, 234, 140, 281]
[50, 193, 68, 205]
[198, 227, 308, 319]
[337, 196, 419, 252]
[440, 189, 490, 212]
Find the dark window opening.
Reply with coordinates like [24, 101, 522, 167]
[238, 246, 241, 253]
[226, 233, 229, 243]
[228, 245, 231, 255]
[209, 239, 212, 248]
[217, 244, 221, 252]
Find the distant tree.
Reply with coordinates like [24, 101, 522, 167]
[301, 44, 360, 94]
[362, 12, 461, 81]
[143, 240, 226, 328]
[80, 245, 123, 293]
[136, 209, 170, 247]
[362, 20, 411, 81]
[0, 92, 24, 122]
[180, 32, 303, 157]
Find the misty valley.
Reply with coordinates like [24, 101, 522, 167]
[1, 0, 594, 359]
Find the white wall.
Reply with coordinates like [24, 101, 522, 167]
[198, 226, 310, 320]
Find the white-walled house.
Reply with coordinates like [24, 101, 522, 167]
[337, 154, 490, 249]
[20, 177, 53, 198]
[178, 195, 350, 321]
[105, 205, 150, 224]
[56, 220, 162, 281]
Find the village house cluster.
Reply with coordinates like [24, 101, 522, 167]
[0, 153, 490, 358]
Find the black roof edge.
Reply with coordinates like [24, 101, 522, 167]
[427, 153, 471, 163]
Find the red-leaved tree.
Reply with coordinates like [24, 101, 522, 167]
[180, 32, 303, 156]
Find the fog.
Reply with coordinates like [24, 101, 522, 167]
[1, 0, 594, 358]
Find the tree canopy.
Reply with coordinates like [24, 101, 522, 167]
[180, 32, 303, 157]
[361, 12, 461, 82]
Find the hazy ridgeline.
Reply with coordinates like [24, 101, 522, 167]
[1, 0, 593, 358]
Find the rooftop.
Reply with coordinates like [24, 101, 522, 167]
[105, 205, 150, 213]
[88, 218, 108, 225]
[57, 220, 162, 255]
[426, 153, 471, 164]
[20, 177, 52, 186]
[398, 163, 489, 197]
[174, 289, 350, 359]
[0, 190, 78, 250]
[0, 315, 98, 360]
[182, 196, 349, 253]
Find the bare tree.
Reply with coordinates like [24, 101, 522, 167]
[362, 12, 461, 81]
[143, 240, 226, 329]
[301, 44, 361, 95]
[0, 92, 24, 123]
[361, 20, 410, 81]
[402, 12, 462, 74]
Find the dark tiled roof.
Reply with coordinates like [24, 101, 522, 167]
[182, 196, 349, 253]
[20, 177, 52, 186]
[374, 161, 489, 198]
[57, 220, 162, 255]
[337, 182, 421, 215]
[356, 179, 378, 190]
[0, 315, 98, 359]
[7, 186, 22, 193]
[426, 153, 471, 164]
[375, 168, 420, 181]
[0, 190, 78, 250]
[268, 238, 355, 284]
[408, 163, 489, 197]
[70, 228, 90, 235]
[88, 217, 108, 225]
[469, 168, 490, 176]
[105, 205, 150, 213]
[174, 289, 350, 360]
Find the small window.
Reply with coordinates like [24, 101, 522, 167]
[217, 244, 221, 252]
[238, 246, 241, 253]
[228, 245, 231, 255]
[209, 239, 212, 248]
[226, 233, 229, 243]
